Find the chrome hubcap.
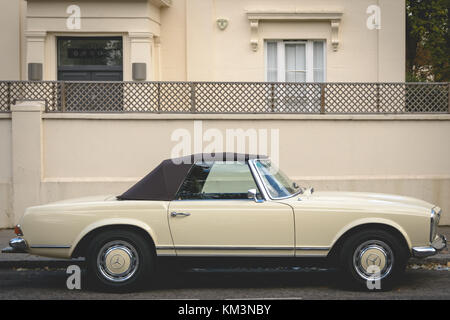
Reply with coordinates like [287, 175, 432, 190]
[353, 240, 394, 281]
[97, 240, 139, 282]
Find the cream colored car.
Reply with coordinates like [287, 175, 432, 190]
[2, 153, 446, 291]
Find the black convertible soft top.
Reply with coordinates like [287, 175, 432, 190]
[117, 153, 267, 201]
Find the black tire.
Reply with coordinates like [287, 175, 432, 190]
[339, 229, 408, 291]
[86, 230, 155, 292]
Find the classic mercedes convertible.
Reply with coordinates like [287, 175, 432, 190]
[2, 153, 446, 291]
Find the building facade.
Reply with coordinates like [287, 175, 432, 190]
[0, 0, 405, 82]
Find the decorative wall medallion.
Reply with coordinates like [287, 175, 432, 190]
[217, 18, 229, 30]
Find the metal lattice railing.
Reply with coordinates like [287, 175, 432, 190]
[0, 81, 448, 114]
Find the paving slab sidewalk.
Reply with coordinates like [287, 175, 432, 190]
[0, 227, 448, 269]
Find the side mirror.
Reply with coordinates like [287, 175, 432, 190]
[247, 189, 264, 203]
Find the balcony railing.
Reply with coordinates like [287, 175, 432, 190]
[0, 81, 448, 114]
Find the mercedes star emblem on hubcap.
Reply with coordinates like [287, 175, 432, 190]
[366, 253, 381, 266]
[111, 254, 125, 269]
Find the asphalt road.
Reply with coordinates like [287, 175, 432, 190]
[0, 266, 448, 300]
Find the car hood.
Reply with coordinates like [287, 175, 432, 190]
[280, 191, 435, 216]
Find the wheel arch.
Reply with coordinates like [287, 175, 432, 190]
[327, 221, 411, 262]
[71, 222, 156, 258]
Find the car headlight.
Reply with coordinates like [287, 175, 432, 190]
[430, 207, 441, 242]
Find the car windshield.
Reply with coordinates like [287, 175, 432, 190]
[254, 160, 302, 199]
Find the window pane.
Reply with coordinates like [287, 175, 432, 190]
[314, 70, 324, 82]
[58, 37, 123, 67]
[266, 42, 278, 81]
[295, 72, 306, 82]
[285, 44, 296, 72]
[176, 162, 259, 200]
[176, 163, 212, 199]
[267, 70, 277, 82]
[255, 160, 300, 199]
[285, 72, 295, 82]
[202, 162, 258, 199]
[295, 45, 306, 71]
[285, 43, 306, 82]
[313, 41, 325, 82]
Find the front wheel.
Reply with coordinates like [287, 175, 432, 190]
[86, 230, 155, 292]
[339, 229, 408, 290]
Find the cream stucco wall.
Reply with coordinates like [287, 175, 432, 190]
[0, 0, 25, 80]
[0, 0, 405, 81]
[42, 115, 449, 180]
[0, 116, 12, 227]
[162, 0, 405, 81]
[160, 0, 187, 80]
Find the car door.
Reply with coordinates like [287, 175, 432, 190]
[168, 161, 295, 257]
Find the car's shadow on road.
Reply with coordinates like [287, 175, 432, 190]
[152, 269, 342, 290]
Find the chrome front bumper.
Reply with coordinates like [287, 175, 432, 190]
[412, 234, 447, 258]
[1, 237, 28, 254]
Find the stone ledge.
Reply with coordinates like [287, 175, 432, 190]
[42, 113, 450, 121]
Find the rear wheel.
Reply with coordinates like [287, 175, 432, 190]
[86, 230, 155, 292]
[339, 229, 408, 290]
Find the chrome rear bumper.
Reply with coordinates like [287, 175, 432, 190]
[412, 234, 447, 258]
[1, 237, 28, 254]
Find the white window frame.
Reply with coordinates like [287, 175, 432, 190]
[264, 40, 326, 82]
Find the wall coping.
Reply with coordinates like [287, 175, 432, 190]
[42, 113, 450, 121]
[11, 101, 45, 112]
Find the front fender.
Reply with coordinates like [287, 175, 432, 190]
[330, 217, 413, 251]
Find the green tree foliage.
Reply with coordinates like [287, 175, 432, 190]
[406, 0, 449, 82]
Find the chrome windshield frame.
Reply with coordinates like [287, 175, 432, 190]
[248, 159, 302, 201]
[248, 159, 269, 201]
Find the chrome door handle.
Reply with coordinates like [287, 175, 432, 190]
[170, 211, 191, 217]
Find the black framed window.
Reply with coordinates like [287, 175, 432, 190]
[58, 37, 122, 68]
[57, 36, 123, 81]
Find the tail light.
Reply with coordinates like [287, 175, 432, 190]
[14, 225, 23, 236]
